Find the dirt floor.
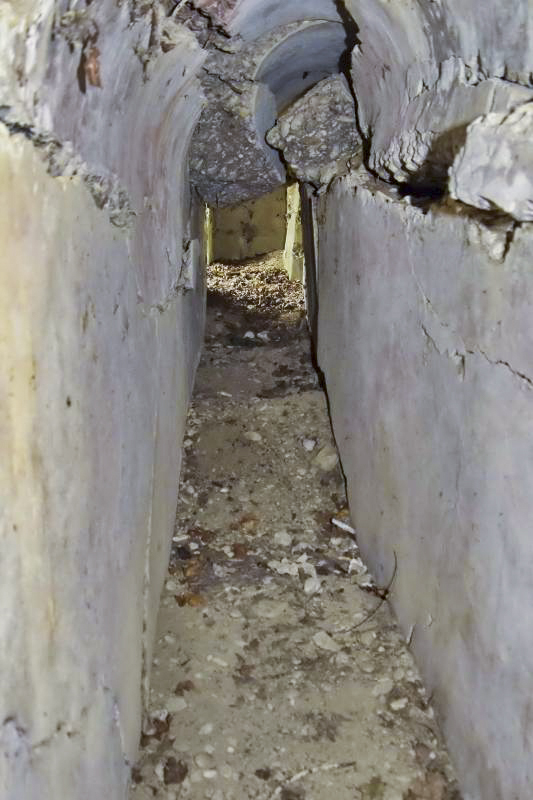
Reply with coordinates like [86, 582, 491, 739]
[130, 252, 462, 800]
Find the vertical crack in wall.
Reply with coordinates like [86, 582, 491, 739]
[140, 406, 159, 714]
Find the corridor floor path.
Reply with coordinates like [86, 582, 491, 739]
[130, 253, 461, 800]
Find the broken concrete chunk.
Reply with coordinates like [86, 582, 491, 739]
[301, 560, 317, 578]
[390, 697, 409, 711]
[166, 696, 188, 713]
[449, 102, 533, 221]
[268, 557, 299, 576]
[304, 576, 322, 595]
[274, 530, 293, 547]
[313, 630, 341, 652]
[312, 444, 339, 471]
[199, 723, 214, 736]
[266, 75, 362, 187]
[188, 33, 286, 206]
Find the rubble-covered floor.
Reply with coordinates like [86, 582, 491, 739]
[130, 252, 462, 800]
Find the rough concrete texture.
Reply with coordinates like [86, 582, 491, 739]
[0, 123, 203, 800]
[188, 79, 285, 207]
[188, 18, 348, 205]
[211, 186, 286, 261]
[346, 0, 533, 186]
[194, 0, 341, 40]
[267, 76, 362, 189]
[2, 0, 533, 799]
[283, 183, 305, 283]
[131, 254, 461, 800]
[315, 173, 533, 800]
[449, 102, 533, 220]
[358, 62, 533, 186]
[192, 0, 533, 192]
[0, 3, 206, 798]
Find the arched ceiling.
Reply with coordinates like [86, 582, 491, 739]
[188, 14, 354, 206]
[255, 21, 348, 113]
[187, 0, 533, 205]
[193, 0, 342, 40]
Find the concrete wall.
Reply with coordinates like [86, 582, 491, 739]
[0, 3, 206, 798]
[212, 186, 286, 261]
[2, 1, 533, 799]
[315, 174, 533, 800]
[304, 5, 533, 798]
[283, 183, 304, 282]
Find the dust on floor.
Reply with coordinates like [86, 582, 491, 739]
[130, 251, 462, 800]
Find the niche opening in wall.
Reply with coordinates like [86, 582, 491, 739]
[206, 183, 305, 283]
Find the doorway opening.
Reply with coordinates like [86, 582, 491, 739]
[205, 184, 305, 285]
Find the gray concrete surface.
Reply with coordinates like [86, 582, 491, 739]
[211, 187, 287, 262]
[266, 75, 361, 188]
[2, 1, 533, 798]
[450, 102, 533, 220]
[315, 173, 533, 800]
[0, 4, 206, 798]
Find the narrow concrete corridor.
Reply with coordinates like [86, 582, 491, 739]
[3, 3, 533, 799]
[130, 254, 460, 800]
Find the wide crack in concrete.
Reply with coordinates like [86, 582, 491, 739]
[130, 252, 462, 800]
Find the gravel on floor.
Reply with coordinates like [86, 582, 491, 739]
[130, 251, 462, 800]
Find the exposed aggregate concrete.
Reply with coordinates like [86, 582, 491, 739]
[266, 76, 362, 189]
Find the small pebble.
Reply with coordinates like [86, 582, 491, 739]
[390, 697, 409, 711]
[199, 723, 214, 736]
[166, 696, 188, 712]
[304, 577, 322, 595]
[268, 558, 299, 576]
[274, 531, 292, 547]
[312, 444, 339, 471]
[313, 631, 341, 652]
[195, 753, 214, 769]
[207, 655, 229, 668]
